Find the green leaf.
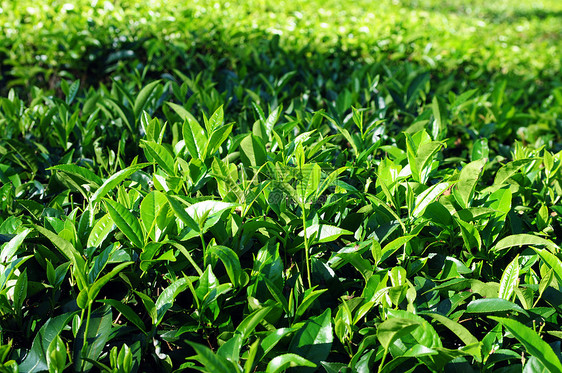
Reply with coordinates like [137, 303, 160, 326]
[377, 317, 420, 350]
[499, 255, 519, 300]
[235, 306, 272, 341]
[266, 354, 316, 373]
[412, 182, 450, 217]
[166, 102, 198, 123]
[430, 96, 448, 140]
[90, 163, 148, 203]
[87, 214, 114, 249]
[187, 200, 236, 227]
[380, 235, 416, 263]
[141, 140, 175, 175]
[35, 226, 87, 289]
[299, 224, 352, 244]
[74, 305, 113, 372]
[88, 262, 133, 303]
[135, 290, 157, 323]
[494, 159, 536, 186]
[239, 134, 267, 168]
[452, 159, 485, 209]
[156, 277, 189, 324]
[47, 334, 66, 373]
[0, 227, 31, 263]
[206, 245, 242, 287]
[264, 105, 282, 139]
[165, 195, 200, 232]
[405, 132, 443, 184]
[262, 328, 295, 357]
[104, 199, 144, 249]
[98, 299, 146, 333]
[423, 312, 478, 346]
[19, 312, 75, 373]
[182, 117, 208, 160]
[492, 234, 559, 253]
[471, 138, 489, 161]
[140, 191, 167, 241]
[133, 80, 160, 118]
[49, 164, 102, 188]
[456, 218, 482, 251]
[13, 268, 27, 316]
[295, 288, 328, 321]
[206, 123, 233, 156]
[489, 316, 562, 373]
[289, 308, 333, 366]
[66, 79, 80, 105]
[386, 309, 442, 348]
[188, 342, 239, 373]
[533, 249, 562, 288]
[206, 105, 224, 133]
[466, 298, 529, 316]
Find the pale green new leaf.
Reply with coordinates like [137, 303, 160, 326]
[492, 234, 559, 253]
[499, 255, 519, 300]
[266, 354, 316, 373]
[141, 140, 175, 175]
[90, 163, 148, 203]
[453, 159, 485, 209]
[87, 214, 114, 249]
[299, 224, 352, 244]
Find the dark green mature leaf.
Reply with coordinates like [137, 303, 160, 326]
[88, 261, 133, 303]
[74, 305, 114, 372]
[98, 299, 146, 333]
[188, 342, 239, 373]
[104, 199, 144, 249]
[289, 309, 333, 366]
[490, 316, 562, 373]
[35, 226, 87, 289]
[156, 277, 189, 323]
[133, 80, 160, 117]
[206, 245, 243, 287]
[423, 313, 478, 346]
[19, 313, 76, 372]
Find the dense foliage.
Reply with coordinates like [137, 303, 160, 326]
[1, 0, 562, 371]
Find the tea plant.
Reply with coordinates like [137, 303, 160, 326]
[1, 0, 562, 372]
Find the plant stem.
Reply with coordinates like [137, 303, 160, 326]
[81, 302, 92, 370]
[200, 232, 207, 267]
[301, 203, 312, 289]
[377, 349, 388, 373]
